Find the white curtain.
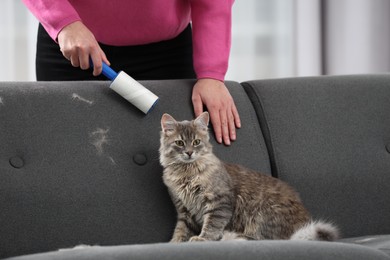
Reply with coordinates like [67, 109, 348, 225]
[324, 0, 390, 75]
[229, 0, 390, 80]
[228, 0, 296, 81]
[0, 0, 37, 81]
[294, 0, 323, 76]
[1, 0, 390, 81]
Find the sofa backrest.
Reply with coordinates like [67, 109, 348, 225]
[2, 75, 389, 258]
[0, 80, 270, 258]
[243, 74, 390, 238]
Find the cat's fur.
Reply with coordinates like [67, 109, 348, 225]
[159, 112, 338, 242]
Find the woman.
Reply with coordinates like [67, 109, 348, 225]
[22, 0, 241, 145]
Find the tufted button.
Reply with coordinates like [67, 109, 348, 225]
[9, 156, 25, 169]
[386, 144, 390, 153]
[133, 153, 148, 166]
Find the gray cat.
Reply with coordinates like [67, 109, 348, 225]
[159, 112, 338, 242]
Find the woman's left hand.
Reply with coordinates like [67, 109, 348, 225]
[192, 78, 241, 146]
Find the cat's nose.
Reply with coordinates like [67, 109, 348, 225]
[186, 151, 193, 157]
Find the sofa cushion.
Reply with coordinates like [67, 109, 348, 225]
[340, 235, 390, 256]
[4, 241, 390, 260]
[242, 74, 390, 238]
[0, 80, 270, 258]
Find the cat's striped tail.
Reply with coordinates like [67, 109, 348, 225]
[290, 220, 339, 241]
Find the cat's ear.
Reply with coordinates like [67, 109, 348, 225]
[161, 113, 177, 135]
[194, 112, 209, 130]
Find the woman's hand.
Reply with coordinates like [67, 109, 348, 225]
[57, 21, 110, 76]
[192, 78, 241, 145]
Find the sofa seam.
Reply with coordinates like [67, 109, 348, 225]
[242, 88, 272, 173]
[228, 82, 270, 169]
[241, 82, 279, 178]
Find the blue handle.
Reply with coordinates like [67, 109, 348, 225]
[101, 62, 118, 81]
[90, 59, 118, 81]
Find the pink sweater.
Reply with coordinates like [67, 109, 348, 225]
[22, 0, 234, 81]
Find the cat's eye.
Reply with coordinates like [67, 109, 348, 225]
[192, 139, 201, 146]
[175, 140, 185, 147]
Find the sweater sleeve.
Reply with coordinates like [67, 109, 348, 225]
[190, 0, 234, 81]
[22, 0, 81, 41]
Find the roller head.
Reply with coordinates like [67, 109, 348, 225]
[110, 71, 159, 114]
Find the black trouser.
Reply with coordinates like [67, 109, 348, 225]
[36, 24, 196, 81]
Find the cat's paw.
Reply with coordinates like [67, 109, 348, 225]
[170, 237, 188, 243]
[189, 236, 207, 242]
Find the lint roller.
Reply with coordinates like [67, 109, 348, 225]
[98, 62, 159, 114]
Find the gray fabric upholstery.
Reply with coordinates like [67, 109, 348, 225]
[242, 74, 390, 238]
[340, 235, 390, 256]
[5, 241, 390, 260]
[1, 76, 389, 259]
[0, 80, 269, 258]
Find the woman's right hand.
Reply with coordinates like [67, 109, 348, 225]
[57, 21, 110, 76]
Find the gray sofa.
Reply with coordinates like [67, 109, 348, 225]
[0, 75, 389, 259]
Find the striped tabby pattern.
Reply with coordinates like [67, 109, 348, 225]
[159, 112, 338, 242]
